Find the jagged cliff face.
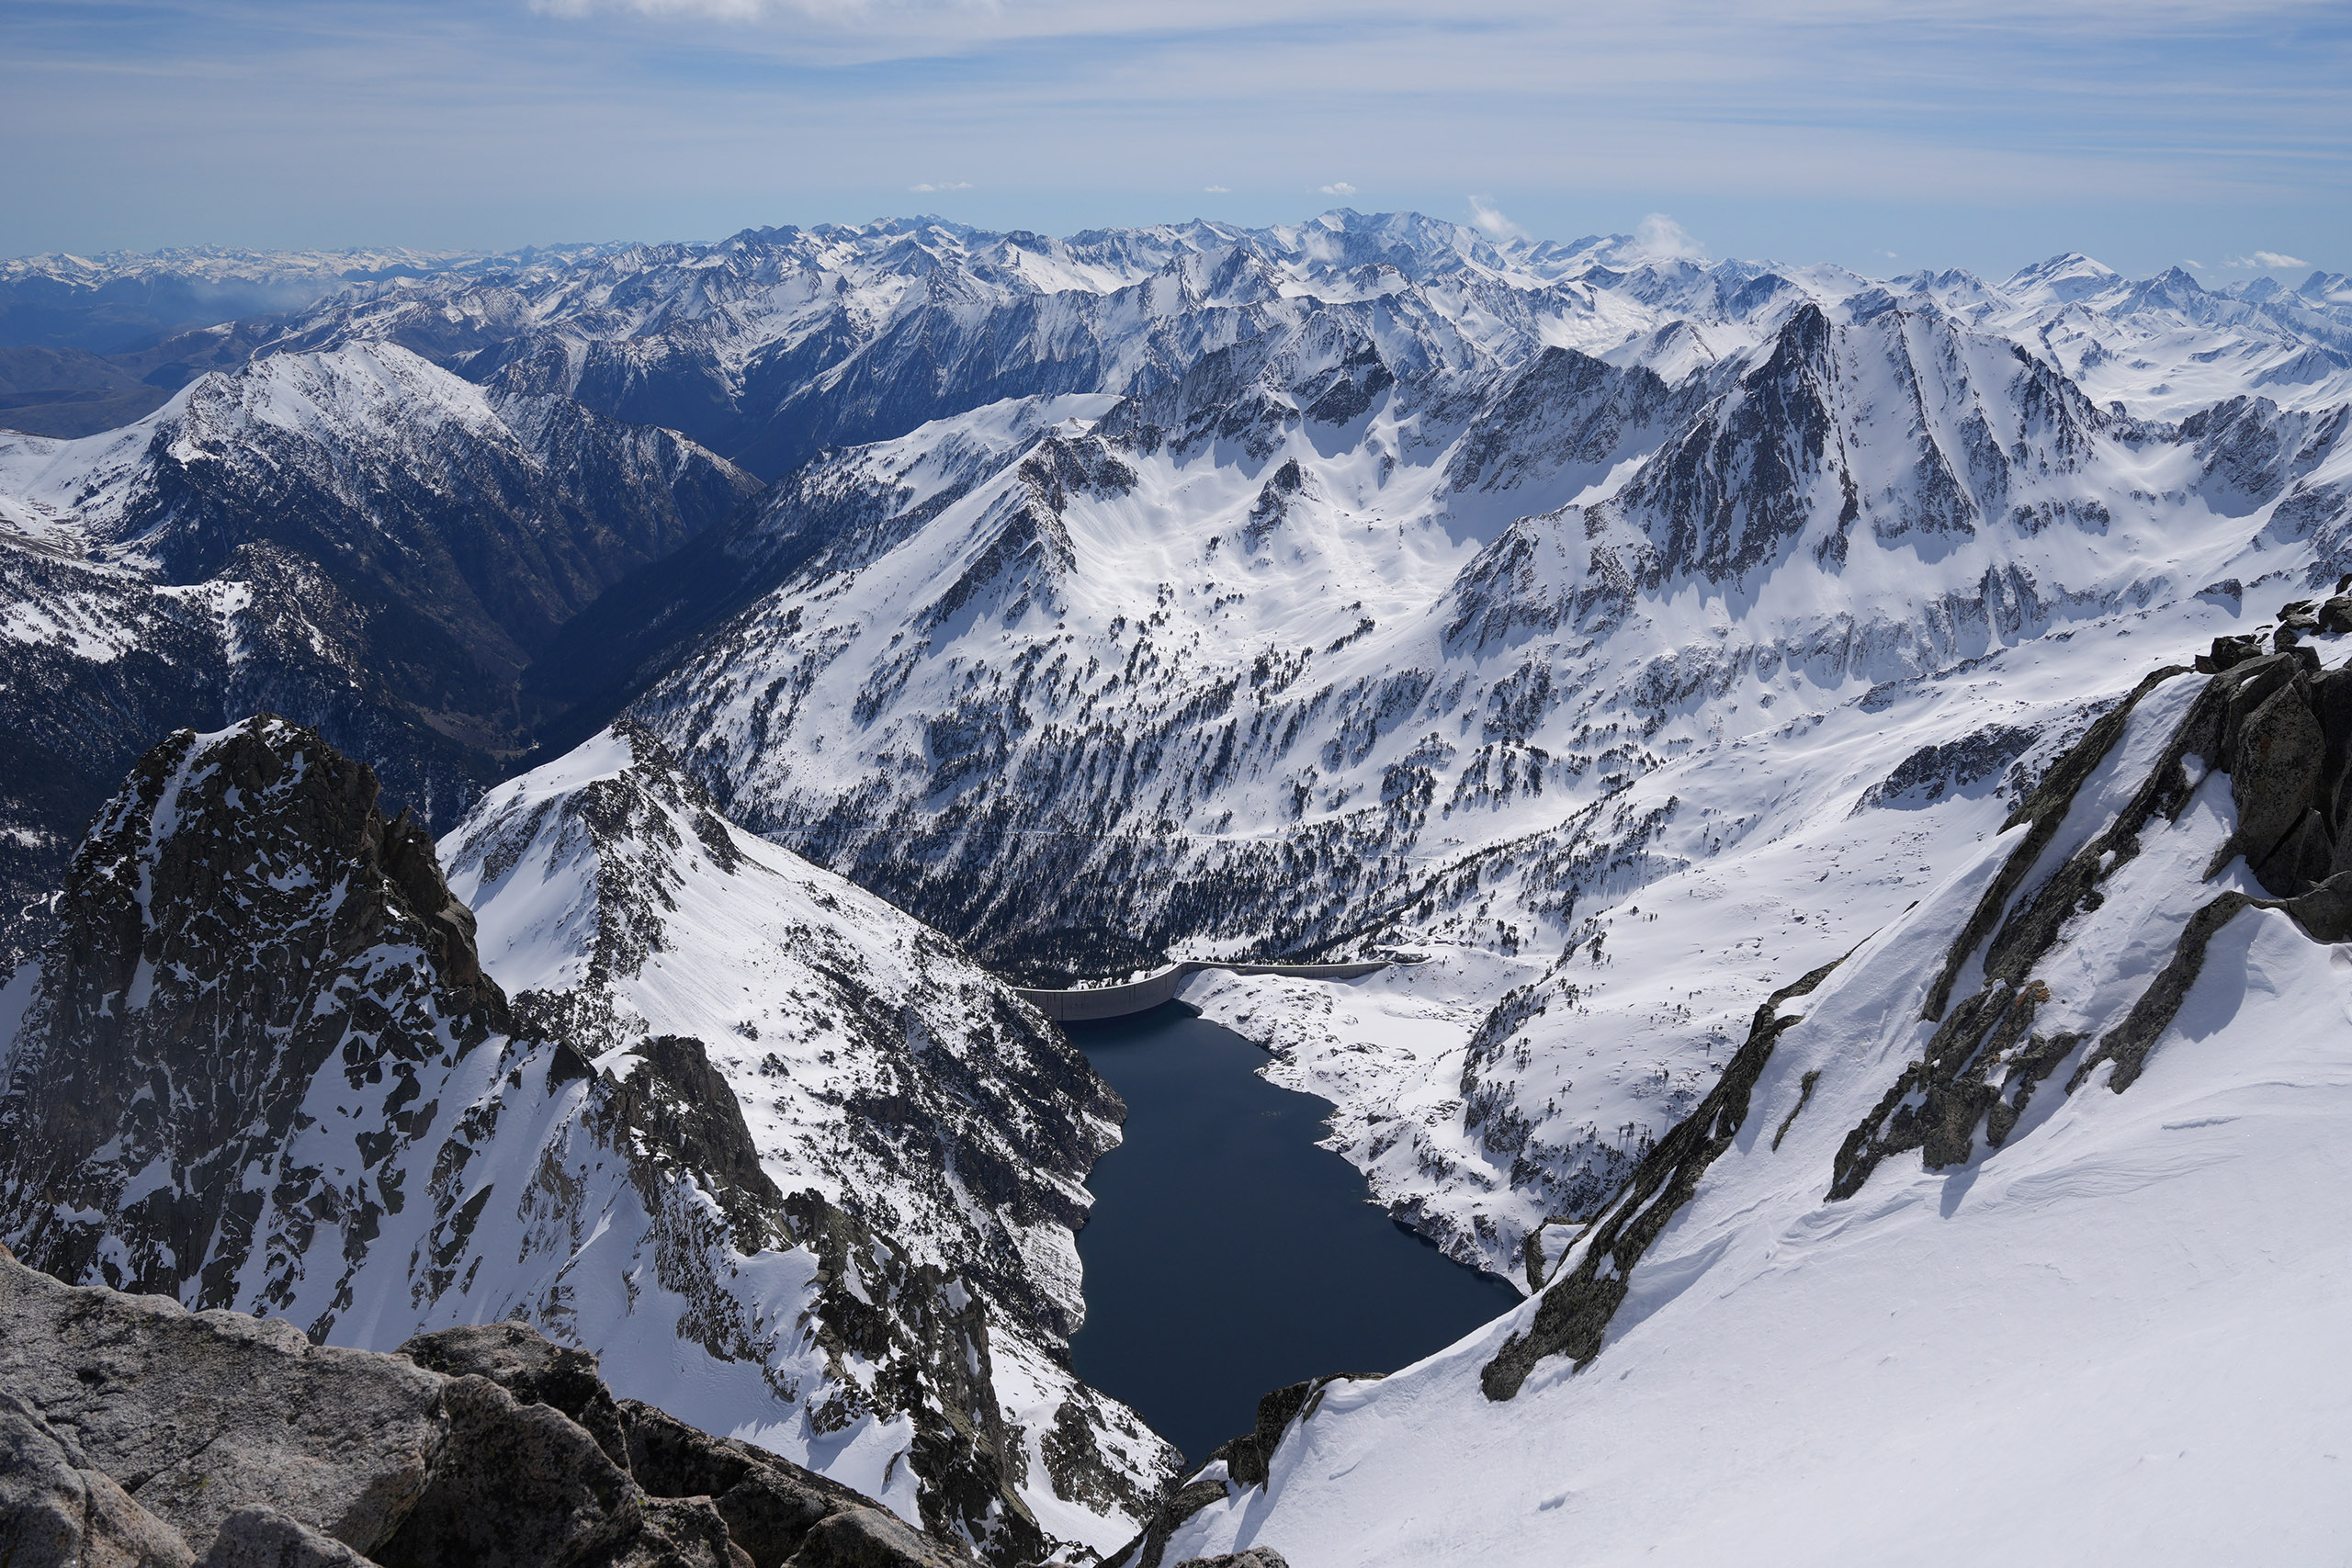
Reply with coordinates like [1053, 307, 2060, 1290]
[0, 343, 757, 966]
[0, 717, 1172, 1565]
[1133, 653, 2352, 1566]
[438, 719, 1176, 1546]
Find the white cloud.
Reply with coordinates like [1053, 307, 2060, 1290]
[2224, 249, 2311, 269]
[1319, 182, 1357, 197]
[909, 180, 971, 193]
[1630, 212, 1706, 262]
[1203, 185, 1230, 193]
[1467, 195, 1526, 242]
[2182, 259, 2206, 269]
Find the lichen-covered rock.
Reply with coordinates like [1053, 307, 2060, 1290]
[0, 1389, 194, 1568]
[192, 1508, 373, 1568]
[0, 1257, 445, 1560]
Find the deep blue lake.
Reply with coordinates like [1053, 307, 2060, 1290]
[1066, 1003, 1524, 1465]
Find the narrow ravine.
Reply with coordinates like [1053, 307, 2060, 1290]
[1068, 1004, 1523, 1464]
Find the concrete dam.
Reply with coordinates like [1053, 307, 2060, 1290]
[1011, 958, 1395, 1023]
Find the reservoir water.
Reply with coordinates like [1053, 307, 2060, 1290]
[1067, 1003, 1524, 1465]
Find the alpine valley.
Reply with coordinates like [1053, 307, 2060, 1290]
[3, 210, 2350, 1566]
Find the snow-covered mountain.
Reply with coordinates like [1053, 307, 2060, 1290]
[0, 716, 1176, 1563]
[153, 212, 2348, 484]
[0, 340, 756, 967]
[607, 285, 2351, 1280]
[438, 718, 1179, 1549]
[3, 211, 2351, 1562]
[1118, 646, 2352, 1566]
[0, 243, 626, 355]
[12, 214, 2344, 1283]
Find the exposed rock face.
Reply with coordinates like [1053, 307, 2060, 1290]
[0, 715, 513, 1312]
[398, 1322, 631, 1470]
[0, 1247, 974, 1568]
[0, 1389, 194, 1568]
[0, 717, 1171, 1563]
[197, 1509, 374, 1568]
[0, 1254, 446, 1560]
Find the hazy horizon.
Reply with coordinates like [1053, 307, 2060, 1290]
[3, 1, 2345, 280]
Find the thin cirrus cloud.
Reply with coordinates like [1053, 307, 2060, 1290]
[2225, 250, 2312, 269]
[910, 181, 972, 194]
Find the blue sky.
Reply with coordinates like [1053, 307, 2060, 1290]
[3, 0, 2345, 280]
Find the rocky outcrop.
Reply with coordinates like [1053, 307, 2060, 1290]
[1832, 644, 2352, 1200]
[0, 1248, 446, 1560]
[0, 1246, 973, 1568]
[1102, 1376, 1372, 1568]
[0, 1387, 194, 1568]
[397, 1322, 631, 1470]
[1478, 956, 1845, 1399]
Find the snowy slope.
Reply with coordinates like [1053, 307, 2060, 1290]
[627, 288, 2352, 1279]
[439, 720, 1181, 1549]
[0, 716, 1175, 1564]
[1140, 653, 2352, 1565]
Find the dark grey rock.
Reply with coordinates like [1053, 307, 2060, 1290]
[615, 1400, 910, 1568]
[192, 1507, 372, 1568]
[2232, 674, 2329, 888]
[371, 1373, 644, 1568]
[1171, 1552, 1290, 1568]
[615, 1498, 752, 1568]
[0, 1255, 445, 1560]
[2322, 594, 2352, 636]
[399, 1321, 630, 1470]
[783, 1506, 967, 1568]
[2193, 633, 2265, 673]
[0, 1388, 194, 1568]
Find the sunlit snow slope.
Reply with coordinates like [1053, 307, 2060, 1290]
[440, 720, 1179, 1552]
[1138, 655, 2352, 1567]
[630, 286, 2352, 1282]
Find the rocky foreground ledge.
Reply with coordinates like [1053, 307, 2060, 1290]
[0, 1245, 973, 1568]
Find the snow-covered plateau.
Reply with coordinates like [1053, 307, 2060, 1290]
[4, 209, 2352, 1563]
